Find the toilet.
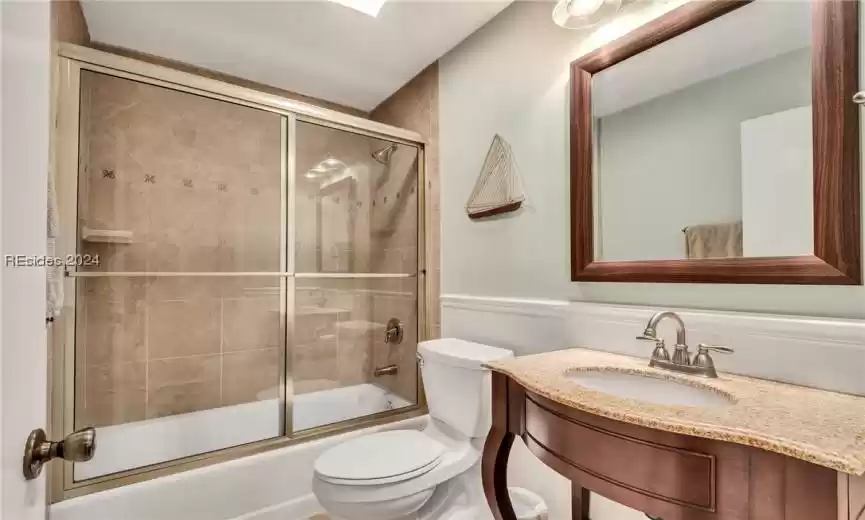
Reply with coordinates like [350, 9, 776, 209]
[312, 338, 514, 520]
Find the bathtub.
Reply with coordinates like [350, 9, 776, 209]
[76, 383, 412, 481]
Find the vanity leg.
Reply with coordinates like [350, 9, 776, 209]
[572, 484, 591, 520]
[482, 428, 516, 520]
[483, 372, 518, 520]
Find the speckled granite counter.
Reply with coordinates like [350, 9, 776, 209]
[486, 348, 865, 475]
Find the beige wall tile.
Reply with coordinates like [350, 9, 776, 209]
[77, 362, 146, 427]
[52, 0, 90, 45]
[148, 354, 221, 386]
[147, 381, 222, 419]
[146, 277, 220, 303]
[294, 340, 338, 386]
[148, 299, 220, 359]
[83, 298, 146, 365]
[147, 355, 221, 418]
[74, 57, 435, 429]
[223, 296, 281, 352]
[295, 312, 336, 344]
[222, 349, 279, 406]
[294, 379, 340, 394]
[79, 274, 150, 305]
[83, 71, 282, 279]
[369, 62, 439, 401]
[336, 330, 371, 387]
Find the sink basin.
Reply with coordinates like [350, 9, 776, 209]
[565, 369, 734, 407]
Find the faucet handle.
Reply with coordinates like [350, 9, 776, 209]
[696, 343, 734, 354]
[651, 339, 670, 362]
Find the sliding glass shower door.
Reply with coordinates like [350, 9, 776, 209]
[71, 70, 287, 481]
[58, 62, 422, 497]
[292, 121, 420, 432]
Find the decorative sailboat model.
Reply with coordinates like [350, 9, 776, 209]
[465, 134, 526, 220]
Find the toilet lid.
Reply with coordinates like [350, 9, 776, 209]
[314, 430, 444, 485]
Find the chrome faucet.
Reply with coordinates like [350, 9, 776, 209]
[637, 311, 733, 378]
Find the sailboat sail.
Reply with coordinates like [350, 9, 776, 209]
[466, 134, 526, 220]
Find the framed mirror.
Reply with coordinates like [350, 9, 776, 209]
[570, 0, 861, 284]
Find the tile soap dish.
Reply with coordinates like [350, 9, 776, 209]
[81, 227, 133, 244]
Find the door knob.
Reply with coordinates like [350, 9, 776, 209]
[23, 427, 96, 480]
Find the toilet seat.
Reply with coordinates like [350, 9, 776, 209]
[314, 430, 445, 486]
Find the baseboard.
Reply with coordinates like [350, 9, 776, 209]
[441, 294, 865, 395]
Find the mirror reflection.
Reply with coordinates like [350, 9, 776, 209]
[593, 1, 813, 262]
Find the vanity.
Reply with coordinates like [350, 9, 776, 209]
[481, 346, 865, 520]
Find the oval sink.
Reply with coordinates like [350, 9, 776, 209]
[565, 369, 734, 407]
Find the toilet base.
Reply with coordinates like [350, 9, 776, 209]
[318, 487, 435, 520]
[318, 462, 490, 520]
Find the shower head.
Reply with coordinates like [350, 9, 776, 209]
[371, 143, 397, 165]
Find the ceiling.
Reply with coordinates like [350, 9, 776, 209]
[81, 0, 512, 112]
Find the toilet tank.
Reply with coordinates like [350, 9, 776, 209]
[418, 339, 513, 438]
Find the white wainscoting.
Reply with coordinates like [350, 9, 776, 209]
[441, 294, 865, 395]
[443, 294, 865, 520]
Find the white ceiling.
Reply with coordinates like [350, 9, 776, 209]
[81, 0, 512, 111]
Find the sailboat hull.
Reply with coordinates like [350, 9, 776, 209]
[467, 200, 523, 220]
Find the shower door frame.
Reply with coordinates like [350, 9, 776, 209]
[50, 43, 429, 502]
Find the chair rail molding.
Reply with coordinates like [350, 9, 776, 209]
[441, 294, 865, 396]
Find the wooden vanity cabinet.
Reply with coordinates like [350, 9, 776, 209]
[483, 372, 840, 520]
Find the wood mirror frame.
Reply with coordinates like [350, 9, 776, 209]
[570, 0, 861, 285]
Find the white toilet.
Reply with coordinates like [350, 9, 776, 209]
[312, 338, 514, 520]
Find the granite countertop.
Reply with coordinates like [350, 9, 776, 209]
[486, 348, 865, 475]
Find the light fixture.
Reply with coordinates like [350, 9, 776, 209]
[305, 156, 346, 180]
[304, 166, 329, 180]
[329, 0, 387, 17]
[553, 0, 622, 29]
[319, 157, 345, 169]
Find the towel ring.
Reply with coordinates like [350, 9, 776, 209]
[853, 91, 865, 104]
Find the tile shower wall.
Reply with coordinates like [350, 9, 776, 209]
[294, 122, 375, 399]
[369, 62, 439, 402]
[293, 120, 419, 408]
[75, 71, 283, 427]
[74, 71, 424, 429]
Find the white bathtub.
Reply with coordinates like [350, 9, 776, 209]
[76, 383, 412, 481]
[53, 413, 428, 520]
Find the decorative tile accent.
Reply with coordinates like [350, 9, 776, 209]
[101, 168, 116, 179]
[182, 178, 193, 188]
[144, 174, 156, 184]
